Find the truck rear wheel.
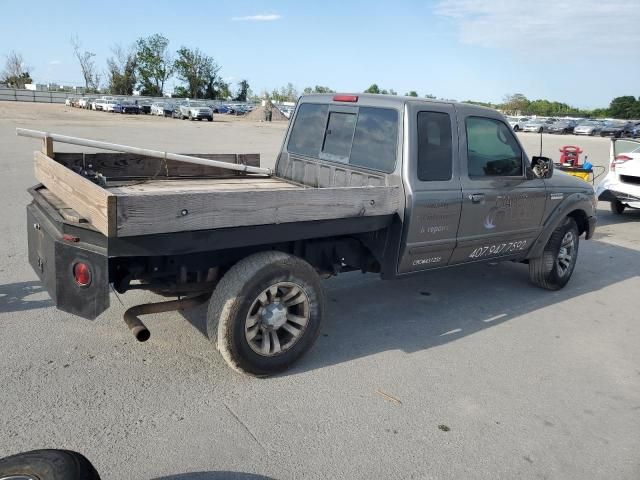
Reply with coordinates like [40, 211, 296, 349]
[529, 217, 579, 290]
[207, 251, 325, 377]
[0, 449, 101, 480]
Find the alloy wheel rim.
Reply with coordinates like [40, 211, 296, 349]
[556, 231, 575, 277]
[245, 282, 310, 357]
[0, 476, 39, 480]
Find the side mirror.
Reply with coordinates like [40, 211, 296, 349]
[531, 156, 554, 179]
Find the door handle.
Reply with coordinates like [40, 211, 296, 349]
[469, 193, 485, 203]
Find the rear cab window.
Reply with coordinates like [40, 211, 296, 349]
[287, 103, 399, 173]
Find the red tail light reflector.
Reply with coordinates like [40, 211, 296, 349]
[611, 154, 632, 171]
[73, 262, 91, 287]
[333, 95, 358, 103]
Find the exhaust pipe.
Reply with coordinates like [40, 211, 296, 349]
[123, 294, 210, 342]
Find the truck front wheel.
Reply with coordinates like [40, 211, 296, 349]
[0, 449, 101, 480]
[529, 217, 579, 290]
[207, 251, 325, 376]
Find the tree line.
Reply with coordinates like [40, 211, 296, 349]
[2, 50, 639, 118]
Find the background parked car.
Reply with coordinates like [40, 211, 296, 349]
[104, 100, 119, 112]
[150, 102, 165, 116]
[214, 104, 230, 114]
[522, 118, 553, 133]
[547, 120, 577, 134]
[163, 103, 177, 117]
[175, 100, 213, 121]
[138, 100, 152, 114]
[574, 120, 604, 136]
[113, 100, 140, 114]
[600, 121, 630, 138]
[623, 122, 640, 138]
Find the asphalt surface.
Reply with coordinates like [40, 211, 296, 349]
[0, 103, 638, 480]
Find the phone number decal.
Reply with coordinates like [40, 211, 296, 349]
[469, 240, 528, 259]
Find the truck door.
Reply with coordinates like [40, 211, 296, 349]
[450, 111, 547, 264]
[399, 103, 462, 273]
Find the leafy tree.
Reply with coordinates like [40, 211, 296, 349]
[464, 100, 496, 108]
[609, 96, 639, 119]
[388, 89, 397, 96]
[502, 93, 529, 115]
[303, 85, 335, 94]
[71, 36, 100, 91]
[171, 86, 188, 98]
[106, 44, 137, 95]
[405, 91, 418, 97]
[135, 34, 174, 96]
[234, 79, 250, 102]
[364, 84, 380, 94]
[269, 83, 299, 102]
[174, 46, 219, 99]
[1, 51, 32, 88]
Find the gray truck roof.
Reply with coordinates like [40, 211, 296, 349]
[299, 93, 499, 115]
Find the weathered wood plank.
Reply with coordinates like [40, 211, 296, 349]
[108, 177, 299, 195]
[42, 137, 54, 158]
[53, 152, 260, 178]
[34, 151, 114, 236]
[116, 185, 401, 237]
[39, 188, 87, 223]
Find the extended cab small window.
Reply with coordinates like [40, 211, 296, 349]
[350, 107, 398, 172]
[466, 117, 523, 177]
[417, 111, 453, 181]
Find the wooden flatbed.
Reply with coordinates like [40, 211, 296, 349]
[33, 150, 401, 238]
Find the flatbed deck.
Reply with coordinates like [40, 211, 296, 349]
[33, 150, 400, 238]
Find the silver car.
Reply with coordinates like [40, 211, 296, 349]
[507, 116, 530, 132]
[175, 100, 213, 121]
[574, 121, 603, 136]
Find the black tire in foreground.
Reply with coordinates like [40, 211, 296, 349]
[611, 200, 626, 215]
[529, 217, 579, 290]
[207, 251, 325, 377]
[0, 449, 100, 480]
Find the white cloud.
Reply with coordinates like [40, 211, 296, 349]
[434, 0, 640, 51]
[49, 60, 61, 65]
[231, 14, 281, 21]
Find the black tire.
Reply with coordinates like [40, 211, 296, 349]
[611, 200, 626, 215]
[207, 116, 213, 122]
[0, 449, 101, 480]
[207, 251, 325, 377]
[513, 125, 519, 132]
[529, 217, 579, 290]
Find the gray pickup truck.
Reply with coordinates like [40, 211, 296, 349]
[26, 93, 596, 376]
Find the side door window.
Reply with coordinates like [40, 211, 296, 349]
[466, 117, 523, 177]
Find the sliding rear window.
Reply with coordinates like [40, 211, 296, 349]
[287, 103, 398, 173]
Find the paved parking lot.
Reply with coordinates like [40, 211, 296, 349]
[0, 103, 638, 480]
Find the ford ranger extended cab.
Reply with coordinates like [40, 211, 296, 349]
[23, 93, 596, 376]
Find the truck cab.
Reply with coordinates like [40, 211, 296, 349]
[277, 93, 595, 278]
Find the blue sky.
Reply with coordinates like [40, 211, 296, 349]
[1, 0, 638, 108]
